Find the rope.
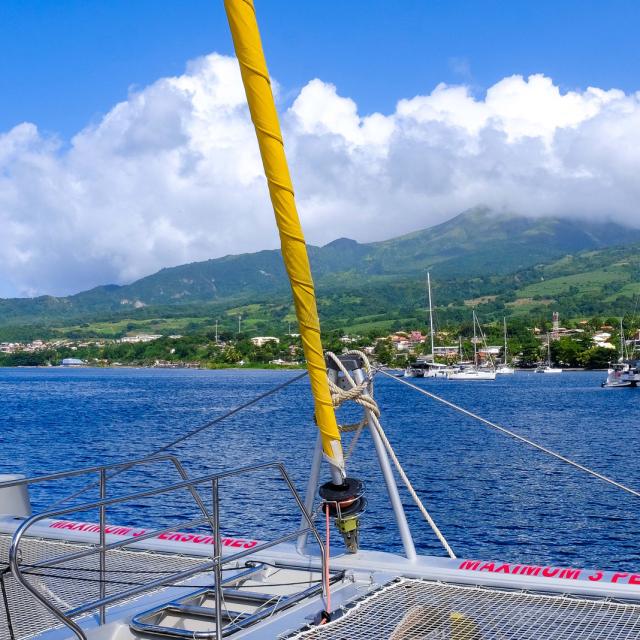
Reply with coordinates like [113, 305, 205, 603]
[324, 350, 377, 461]
[48, 371, 309, 509]
[325, 351, 380, 419]
[324, 504, 331, 614]
[377, 368, 640, 500]
[325, 351, 456, 559]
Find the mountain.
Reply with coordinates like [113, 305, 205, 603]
[1, 207, 639, 337]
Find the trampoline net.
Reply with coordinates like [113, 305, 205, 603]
[288, 578, 640, 639]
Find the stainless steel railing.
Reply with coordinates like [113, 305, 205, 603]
[0, 457, 325, 640]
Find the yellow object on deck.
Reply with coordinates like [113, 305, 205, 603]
[224, 0, 344, 475]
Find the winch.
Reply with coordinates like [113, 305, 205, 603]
[319, 477, 366, 553]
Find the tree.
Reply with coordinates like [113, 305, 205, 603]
[518, 335, 542, 367]
[580, 346, 613, 369]
[373, 338, 394, 365]
[551, 337, 581, 367]
[223, 347, 242, 364]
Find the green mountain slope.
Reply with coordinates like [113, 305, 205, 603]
[1, 207, 639, 338]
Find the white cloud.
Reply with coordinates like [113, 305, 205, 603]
[1, 54, 639, 297]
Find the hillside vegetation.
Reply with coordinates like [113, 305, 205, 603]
[1, 208, 639, 341]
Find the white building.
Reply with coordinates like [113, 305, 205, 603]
[593, 332, 616, 350]
[432, 346, 459, 357]
[251, 336, 280, 347]
[119, 334, 163, 344]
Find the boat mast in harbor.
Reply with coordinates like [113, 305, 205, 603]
[427, 272, 435, 360]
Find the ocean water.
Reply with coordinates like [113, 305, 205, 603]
[1, 366, 638, 572]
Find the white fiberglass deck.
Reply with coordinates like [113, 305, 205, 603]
[290, 578, 640, 640]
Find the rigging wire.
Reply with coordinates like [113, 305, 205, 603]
[326, 351, 457, 559]
[377, 368, 640, 500]
[47, 370, 309, 510]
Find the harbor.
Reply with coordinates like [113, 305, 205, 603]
[2, 365, 637, 569]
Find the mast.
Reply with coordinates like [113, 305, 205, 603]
[473, 310, 478, 367]
[427, 272, 435, 359]
[224, 0, 344, 479]
[620, 317, 625, 361]
[547, 333, 551, 367]
[503, 317, 508, 364]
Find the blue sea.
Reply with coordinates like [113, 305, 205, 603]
[1, 367, 638, 572]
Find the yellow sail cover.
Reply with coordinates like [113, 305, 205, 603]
[224, 0, 344, 474]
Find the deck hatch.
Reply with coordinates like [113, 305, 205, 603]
[289, 578, 640, 639]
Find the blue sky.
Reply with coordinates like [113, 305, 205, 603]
[2, 1, 640, 297]
[1, 0, 639, 138]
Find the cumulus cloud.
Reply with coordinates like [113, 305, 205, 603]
[1, 53, 639, 297]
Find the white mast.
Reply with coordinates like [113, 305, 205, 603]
[547, 333, 552, 367]
[427, 272, 435, 359]
[503, 317, 508, 364]
[620, 317, 625, 361]
[473, 310, 478, 367]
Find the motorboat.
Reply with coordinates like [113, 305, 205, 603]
[602, 362, 636, 387]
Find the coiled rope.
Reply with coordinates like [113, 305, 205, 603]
[325, 351, 456, 559]
[377, 368, 640, 500]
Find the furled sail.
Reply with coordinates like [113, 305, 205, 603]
[224, 0, 344, 476]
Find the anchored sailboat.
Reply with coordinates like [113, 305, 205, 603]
[602, 318, 637, 387]
[536, 333, 562, 374]
[496, 317, 515, 375]
[404, 272, 448, 378]
[448, 310, 496, 380]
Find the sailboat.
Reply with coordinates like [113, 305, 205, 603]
[536, 333, 563, 374]
[405, 273, 448, 378]
[496, 317, 515, 375]
[2, 3, 640, 639]
[602, 319, 637, 387]
[447, 311, 496, 380]
[420, 272, 448, 378]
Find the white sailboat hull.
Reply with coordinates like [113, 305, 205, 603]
[496, 366, 515, 375]
[447, 369, 496, 380]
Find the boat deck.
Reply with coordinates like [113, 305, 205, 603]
[6, 531, 640, 639]
[290, 578, 640, 640]
[0, 532, 207, 640]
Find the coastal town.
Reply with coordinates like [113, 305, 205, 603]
[1, 313, 638, 370]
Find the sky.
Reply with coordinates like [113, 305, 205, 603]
[1, 0, 640, 297]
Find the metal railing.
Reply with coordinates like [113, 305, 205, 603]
[1, 457, 325, 640]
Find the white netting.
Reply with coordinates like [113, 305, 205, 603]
[0, 533, 206, 640]
[287, 578, 640, 639]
